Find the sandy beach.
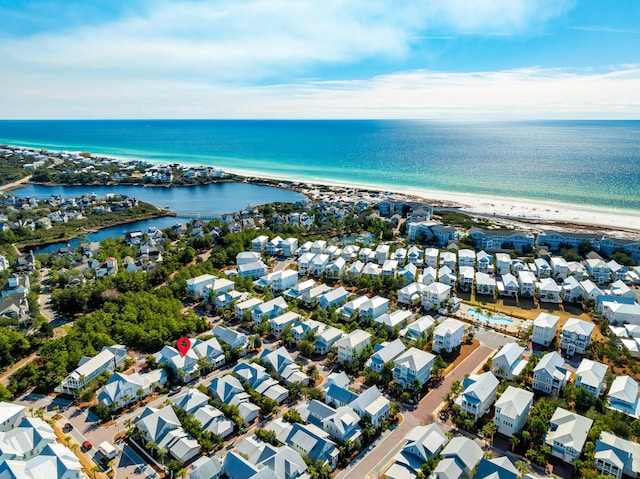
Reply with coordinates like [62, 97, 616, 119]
[217, 164, 640, 237]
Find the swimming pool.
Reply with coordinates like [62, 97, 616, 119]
[466, 308, 514, 325]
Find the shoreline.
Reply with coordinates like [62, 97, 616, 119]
[6, 142, 640, 236]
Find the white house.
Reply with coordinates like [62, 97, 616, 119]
[497, 273, 519, 297]
[560, 318, 595, 355]
[360, 295, 389, 319]
[337, 329, 372, 363]
[550, 257, 569, 279]
[494, 386, 534, 437]
[455, 372, 499, 421]
[531, 312, 559, 347]
[458, 266, 475, 292]
[457, 249, 476, 267]
[517, 270, 536, 297]
[432, 318, 465, 353]
[545, 408, 593, 463]
[398, 282, 427, 306]
[424, 248, 439, 268]
[495, 253, 512, 275]
[375, 309, 413, 330]
[366, 339, 406, 372]
[186, 274, 216, 300]
[533, 351, 569, 396]
[280, 237, 299, 257]
[492, 342, 528, 380]
[311, 254, 330, 276]
[375, 244, 390, 265]
[314, 327, 344, 355]
[393, 347, 435, 388]
[534, 258, 552, 278]
[608, 376, 640, 418]
[537, 277, 562, 303]
[0, 402, 25, 432]
[575, 358, 608, 397]
[421, 282, 452, 310]
[297, 252, 316, 275]
[475, 272, 496, 296]
[251, 296, 288, 323]
[251, 235, 269, 252]
[57, 346, 126, 396]
[254, 269, 298, 292]
[400, 315, 435, 343]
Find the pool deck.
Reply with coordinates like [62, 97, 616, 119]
[457, 302, 531, 337]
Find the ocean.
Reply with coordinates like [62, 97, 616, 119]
[1, 120, 639, 211]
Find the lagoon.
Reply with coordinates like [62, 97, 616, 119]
[12, 182, 306, 253]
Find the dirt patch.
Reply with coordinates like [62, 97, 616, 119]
[441, 339, 481, 374]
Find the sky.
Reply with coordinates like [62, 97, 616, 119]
[0, 0, 639, 119]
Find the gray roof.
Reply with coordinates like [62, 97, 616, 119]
[440, 436, 483, 472]
[495, 386, 534, 420]
[545, 407, 593, 453]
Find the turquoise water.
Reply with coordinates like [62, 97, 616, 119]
[466, 308, 514, 325]
[1, 120, 639, 211]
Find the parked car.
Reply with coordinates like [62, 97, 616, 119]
[82, 440, 93, 450]
[62, 422, 73, 433]
[168, 385, 182, 395]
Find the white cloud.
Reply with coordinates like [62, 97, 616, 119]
[1, 65, 638, 119]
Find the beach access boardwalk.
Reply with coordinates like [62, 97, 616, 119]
[339, 344, 494, 479]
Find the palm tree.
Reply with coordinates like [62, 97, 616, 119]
[64, 435, 72, 447]
[91, 466, 100, 479]
[145, 440, 157, 457]
[136, 388, 145, 403]
[157, 447, 168, 465]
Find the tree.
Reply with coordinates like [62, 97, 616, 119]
[299, 340, 314, 358]
[482, 422, 497, 445]
[157, 447, 168, 465]
[280, 325, 294, 348]
[255, 428, 277, 445]
[283, 408, 303, 424]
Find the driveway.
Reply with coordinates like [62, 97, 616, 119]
[474, 326, 518, 350]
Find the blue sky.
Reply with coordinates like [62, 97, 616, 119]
[0, 0, 638, 118]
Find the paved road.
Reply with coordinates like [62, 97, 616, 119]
[341, 344, 496, 479]
[38, 267, 56, 322]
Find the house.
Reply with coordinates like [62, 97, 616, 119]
[382, 259, 399, 277]
[581, 279, 604, 302]
[213, 325, 248, 353]
[280, 237, 299, 257]
[398, 282, 427, 306]
[349, 385, 390, 427]
[438, 265, 457, 287]
[455, 372, 499, 421]
[251, 296, 288, 323]
[375, 244, 390, 264]
[494, 386, 534, 437]
[550, 257, 569, 279]
[268, 420, 339, 470]
[96, 257, 118, 277]
[0, 443, 84, 479]
[475, 272, 496, 296]
[266, 236, 283, 255]
[337, 295, 369, 320]
[209, 375, 246, 403]
[252, 235, 269, 252]
[0, 297, 30, 323]
[475, 457, 520, 479]
[337, 329, 372, 363]
[362, 262, 381, 278]
[495, 253, 512, 275]
[311, 254, 330, 276]
[57, 345, 126, 396]
[432, 437, 482, 479]
[203, 277, 235, 303]
[400, 315, 435, 343]
[172, 388, 209, 414]
[187, 274, 215, 300]
[595, 431, 640, 479]
[536, 230, 600, 251]
[407, 246, 424, 266]
[375, 309, 413, 330]
[97, 369, 167, 408]
[531, 312, 559, 347]
[314, 326, 344, 355]
[237, 251, 261, 265]
[215, 290, 249, 310]
[366, 339, 406, 372]
[310, 240, 327, 254]
[475, 251, 493, 273]
[517, 270, 536, 297]
[341, 244, 360, 261]
[238, 260, 268, 278]
[467, 227, 535, 250]
[418, 266, 436, 285]
[297, 252, 316, 275]
[561, 276, 585, 303]
[534, 258, 551, 278]
[299, 283, 332, 306]
[325, 257, 346, 279]
[575, 359, 608, 397]
[537, 277, 561, 303]
[155, 337, 225, 382]
[533, 352, 569, 396]
[360, 295, 390, 319]
[260, 347, 309, 385]
[421, 282, 452, 310]
[234, 437, 308, 479]
[586, 258, 611, 284]
[432, 318, 465, 353]
[492, 343, 528, 380]
[497, 273, 519, 297]
[254, 270, 298, 292]
[601, 299, 640, 325]
[291, 319, 323, 342]
[608, 376, 640, 418]
[545, 408, 593, 463]
[393, 347, 435, 388]
[284, 279, 316, 299]
[135, 406, 200, 463]
[346, 260, 365, 277]
[424, 248, 439, 268]
[457, 249, 475, 268]
[385, 424, 448, 479]
[319, 287, 349, 309]
[458, 266, 475, 292]
[1, 274, 30, 300]
[0, 402, 25, 432]
[298, 400, 362, 444]
[392, 248, 407, 266]
[190, 456, 223, 479]
[270, 311, 301, 337]
[560, 318, 595, 355]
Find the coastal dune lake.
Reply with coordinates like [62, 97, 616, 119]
[1, 119, 640, 211]
[12, 183, 306, 253]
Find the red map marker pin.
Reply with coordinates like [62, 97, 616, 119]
[176, 337, 191, 357]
